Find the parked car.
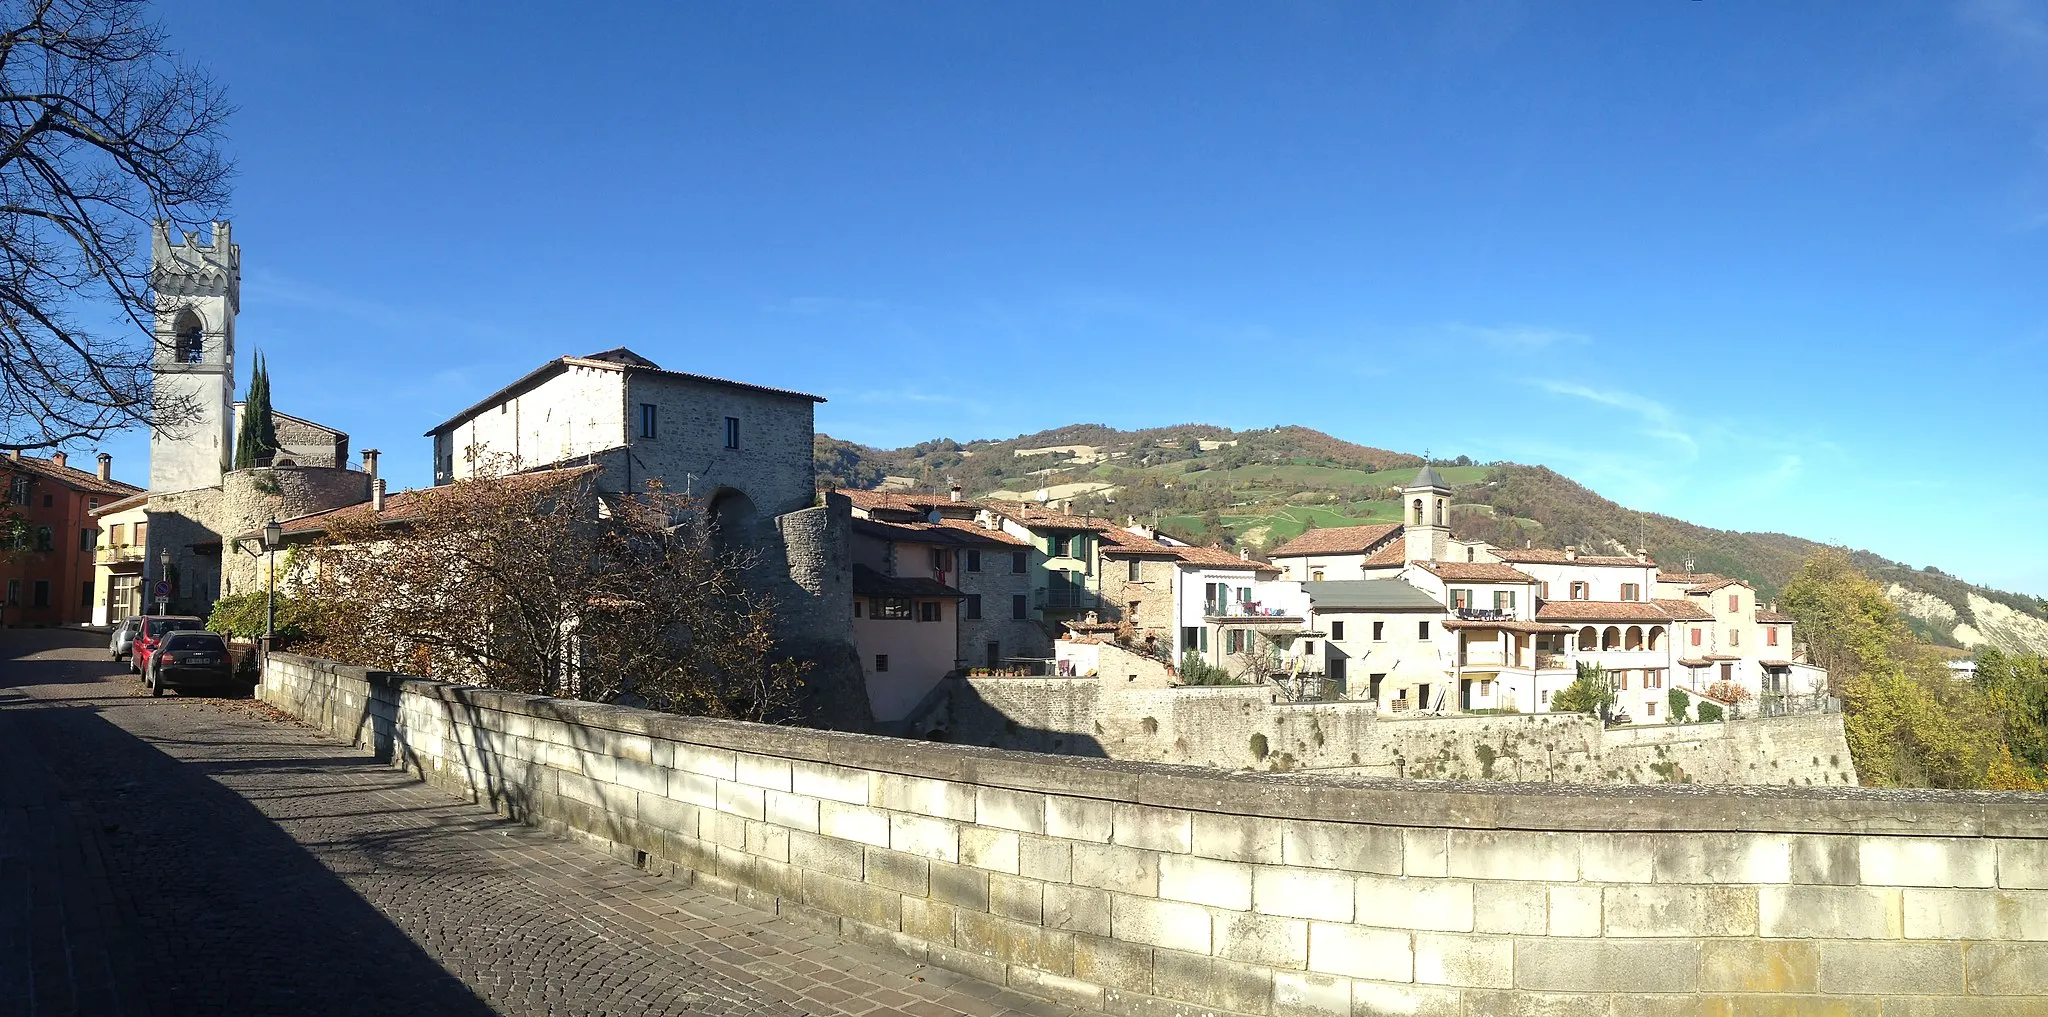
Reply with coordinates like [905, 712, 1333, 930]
[131, 615, 205, 675]
[109, 617, 144, 661]
[146, 631, 238, 696]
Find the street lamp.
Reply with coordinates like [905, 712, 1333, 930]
[260, 515, 282, 642]
[156, 546, 171, 614]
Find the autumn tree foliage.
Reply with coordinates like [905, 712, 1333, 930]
[299, 463, 807, 723]
[1781, 548, 2015, 789]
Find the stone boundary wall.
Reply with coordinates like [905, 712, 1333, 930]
[263, 652, 2048, 1015]
[936, 678, 1854, 787]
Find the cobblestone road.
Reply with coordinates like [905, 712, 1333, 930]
[0, 628, 1078, 1017]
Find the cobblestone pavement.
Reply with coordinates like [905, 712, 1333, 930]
[0, 628, 1081, 1017]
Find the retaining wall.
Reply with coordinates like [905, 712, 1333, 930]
[937, 678, 1855, 787]
[263, 652, 2048, 1015]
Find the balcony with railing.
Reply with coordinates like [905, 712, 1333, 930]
[1035, 586, 1097, 611]
[96, 544, 146, 567]
[1203, 601, 1302, 623]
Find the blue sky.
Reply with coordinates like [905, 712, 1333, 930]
[97, 1, 2048, 595]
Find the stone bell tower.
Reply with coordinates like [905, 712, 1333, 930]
[149, 221, 239, 492]
[1402, 463, 1452, 563]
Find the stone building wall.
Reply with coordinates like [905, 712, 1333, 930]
[625, 374, 817, 518]
[148, 466, 370, 612]
[954, 550, 1050, 668]
[263, 650, 2048, 1015]
[1097, 557, 1178, 637]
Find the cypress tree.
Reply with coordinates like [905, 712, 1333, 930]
[234, 353, 280, 468]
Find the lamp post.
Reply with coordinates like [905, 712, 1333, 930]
[260, 515, 282, 642]
[155, 546, 170, 614]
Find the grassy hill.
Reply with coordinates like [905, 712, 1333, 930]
[818, 423, 2048, 655]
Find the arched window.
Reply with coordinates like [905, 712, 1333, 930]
[1412, 498, 1423, 525]
[1602, 626, 1621, 650]
[172, 310, 203, 364]
[1625, 626, 1643, 651]
[1577, 626, 1597, 650]
[1647, 626, 1665, 651]
[1435, 498, 1445, 526]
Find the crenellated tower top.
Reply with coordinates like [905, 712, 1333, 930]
[151, 220, 240, 311]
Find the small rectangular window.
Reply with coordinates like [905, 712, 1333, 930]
[1418, 621, 1430, 640]
[966, 550, 981, 573]
[1729, 629, 1740, 647]
[853, 601, 862, 618]
[1128, 559, 1142, 581]
[874, 654, 889, 673]
[80, 528, 95, 552]
[1331, 621, 1345, 641]
[639, 403, 657, 439]
[1493, 590, 1515, 611]
[1049, 534, 1069, 558]
[877, 598, 912, 620]
[1538, 581, 1550, 599]
[1729, 594, 1739, 613]
[1622, 583, 1640, 602]
[965, 595, 982, 619]
[110, 523, 125, 546]
[32, 580, 49, 608]
[1011, 551, 1027, 574]
[724, 416, 740, 449]
[1012, 594, 1027, 619]
[1373, 621, 1385, 641]
[1570, 581, 1588, 601]
[1692, 627, 1702, 646]
[919, 601, 942, 622]
[1767, 627, 1779, 647]
[1182, 626, 1198, 649]
[1451, 589, 1471, 610]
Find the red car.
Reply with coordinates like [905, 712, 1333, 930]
[130, 615, 206, 676]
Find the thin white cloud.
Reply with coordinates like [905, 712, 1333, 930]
[1447, 323, 1592, 352]
[1532, 381, 1697, 457]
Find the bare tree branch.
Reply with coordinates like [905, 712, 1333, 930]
[0, 0, 230, 451]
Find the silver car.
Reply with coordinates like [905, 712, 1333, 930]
[109, 617, 143, 661]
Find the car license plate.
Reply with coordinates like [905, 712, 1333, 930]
[184, 655, 217, 664]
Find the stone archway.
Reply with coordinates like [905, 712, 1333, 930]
[1625, 626, 1643, 651]
[1602, 626, 1621, 651]
[708, 487, 759, 549]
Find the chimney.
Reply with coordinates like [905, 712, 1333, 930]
[362, 448, 380, 486]
[1239, 547, 1250, 560]
[372, 478, 386, 512]
[949, 483, 962, 503]
[1636, 547, 1649, 562]
[97, 453, 111, 482]
[6, 449, 17, 462]
[1565, 545, 1578, 561]
[50, 451, 66, 468]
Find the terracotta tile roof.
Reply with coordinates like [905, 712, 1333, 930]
[1495, 548, 1649, 567]
[1657, 572, 1724, 586]
[4, 453, 142, 498]
[1269, 523, 1402, 557]
[261, 463, 601, 539]
[984, 501, 1118, 531]
[852, 517, 1025, 548]
[1761, 659, 1795, 668]
[1410, 561, 1538, 583]
[1756, 609, 1796, 624]
[838, 489, 982, 514]
[1535, 600, 1673, 623]
[852, 564, 963, 599]
[1361, 541, 1409, 568]
[1098, 529, 1181, 557]
[1442, 619, 1576, 634]
[1687, 576, 1750, 594]
[1655, 598, 1715, 622]
[1173, 544, 1279, 573]
[1678, 657, 1711, 667]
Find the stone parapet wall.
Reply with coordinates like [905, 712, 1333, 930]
[263, 651, 2048, 1014]
[932, 677, 1856, 787]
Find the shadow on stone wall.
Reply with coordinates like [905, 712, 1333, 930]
[909, 677, 1108, 757]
